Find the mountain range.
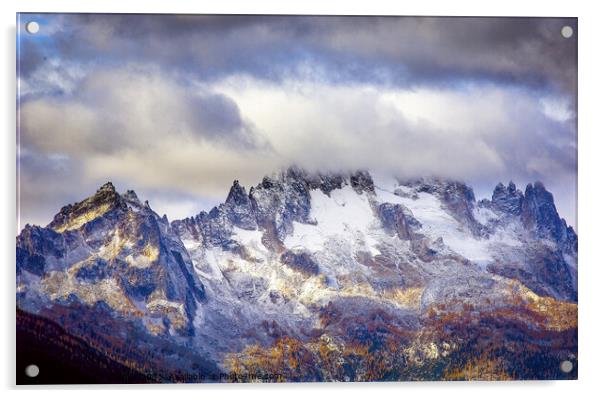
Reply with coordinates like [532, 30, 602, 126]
[16, 167, 578, 382]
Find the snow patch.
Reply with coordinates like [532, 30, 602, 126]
[232, 227, 268, 255]
[284, 186, 381, 256]
[195, 247, 229, 281]
[182, 239, 201, 251]
[377, 186, 493, 266]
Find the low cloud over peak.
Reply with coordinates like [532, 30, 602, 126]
[17, 14, 577, 229]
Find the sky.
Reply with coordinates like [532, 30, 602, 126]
[17, 14, 577, 229]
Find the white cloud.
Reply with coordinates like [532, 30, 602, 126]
[540, 96, 576, 123]
[214, 76, 575, 181]
[18, 67, 577, 227]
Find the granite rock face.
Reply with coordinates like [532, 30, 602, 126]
[522, 182, 578, 253]
[376, 203, 415, 240]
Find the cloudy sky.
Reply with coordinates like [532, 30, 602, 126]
[17, 14, 577, 229]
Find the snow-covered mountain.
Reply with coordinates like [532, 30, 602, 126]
[16, 167, 578, 381]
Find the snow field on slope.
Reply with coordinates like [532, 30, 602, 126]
[374, 180, 495, 266]
[284, 186, 382, 256]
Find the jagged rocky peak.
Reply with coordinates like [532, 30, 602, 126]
[256, 166, 372, 192]
[174, 166, 379, 247]
[98, 181, 116, 193]
[484, 180, 576, 251]
[47, 181, 128, 233]
[122, 189, 142, 206]
[225, 180, 250, 206]
[88, 181, 121, 205]
[523, 182, 554, 211]
[246, 166, 314, 241]
[488, 180, 564, 223]
[18, 181, 207, 337]
[275, 166, 375, 195]
[223, 179, 256, 230]
[522, 181, 571, 242]
[43, 182, 167, 236]
[491, 181, 524, 215]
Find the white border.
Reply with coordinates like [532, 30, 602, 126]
[3, 0, 601, 396]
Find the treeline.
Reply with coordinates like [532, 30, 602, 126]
[16, 308, 153, 384]
[18, 304, 221, 384]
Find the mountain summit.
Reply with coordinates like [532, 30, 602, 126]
[16, 168, 578, 381]
[18, 183, 206, 338]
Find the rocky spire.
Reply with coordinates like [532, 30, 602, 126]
[225, 180, 250, 206]
[47, 182, 126, 232]
[521, 182, 566, 242]
[97, 181, 116, 193]
[122, 189, 139, 202]
[491, 181, 524, 215]
[220, 180, 257, 231]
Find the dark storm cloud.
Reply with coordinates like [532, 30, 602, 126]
[17, 14, 578, 228]
[22, 14, 576, 96]
[188, 91, 257, 145]
[17, 38, 45, 78]
[20, 66, 264, 157]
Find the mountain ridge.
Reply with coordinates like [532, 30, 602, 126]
[16, 166, 578, 381]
